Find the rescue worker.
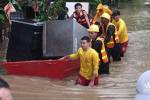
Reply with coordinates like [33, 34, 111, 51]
[112, 10, 128, 57]
[101, 13, 121, 61]
[70, 3, 90, 28]
[92, 3, 112, 24]
[88, 24, 109, 74]
[60, 36, 99, 87]
[58, 7, 69, 20]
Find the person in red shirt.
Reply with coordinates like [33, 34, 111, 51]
[70, 3, 90, 28]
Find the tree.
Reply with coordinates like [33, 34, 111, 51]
[0, 0, 102, 21]
[0, 0, 9, 7]
[47, 0, 67, 20]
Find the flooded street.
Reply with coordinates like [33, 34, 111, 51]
[1, 0, 150, 100]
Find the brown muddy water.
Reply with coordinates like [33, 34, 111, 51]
[0, 0, 150, 100]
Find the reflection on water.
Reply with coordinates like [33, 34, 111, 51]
[47, 0, 150, 98]
[55, 0, 150, 87]
[119, 0, 150, 31]
[41, 0, 150, 98]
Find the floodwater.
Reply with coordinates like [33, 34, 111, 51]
[1, 0, 150, 100]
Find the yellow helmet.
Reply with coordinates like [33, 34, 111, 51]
[96, 3, 103, 10]
[87, 24, 99, 32]
[101, 12, 111, 21]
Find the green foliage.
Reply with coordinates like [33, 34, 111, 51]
[0, 0, 9, 7]
[89, 0, 101, 13]
[0, 14, 5, 23]
[46, 0, 101, 20]
[0, 1, 6, 24]
[0, 0, 102, 21]
[47, 0, 67, 20]
[36, 0, 49, 21]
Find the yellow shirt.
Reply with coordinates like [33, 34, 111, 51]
[113, 18, 128, 43]
[69, 48, 99, 80]
[102, 5, 112, 15]
[93, 5, 112, 24]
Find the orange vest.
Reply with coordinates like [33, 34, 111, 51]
[102, 23, 119, 48]
[96, 37, 109, 63]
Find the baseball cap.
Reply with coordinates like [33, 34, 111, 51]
[134, 70, 150, 100]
